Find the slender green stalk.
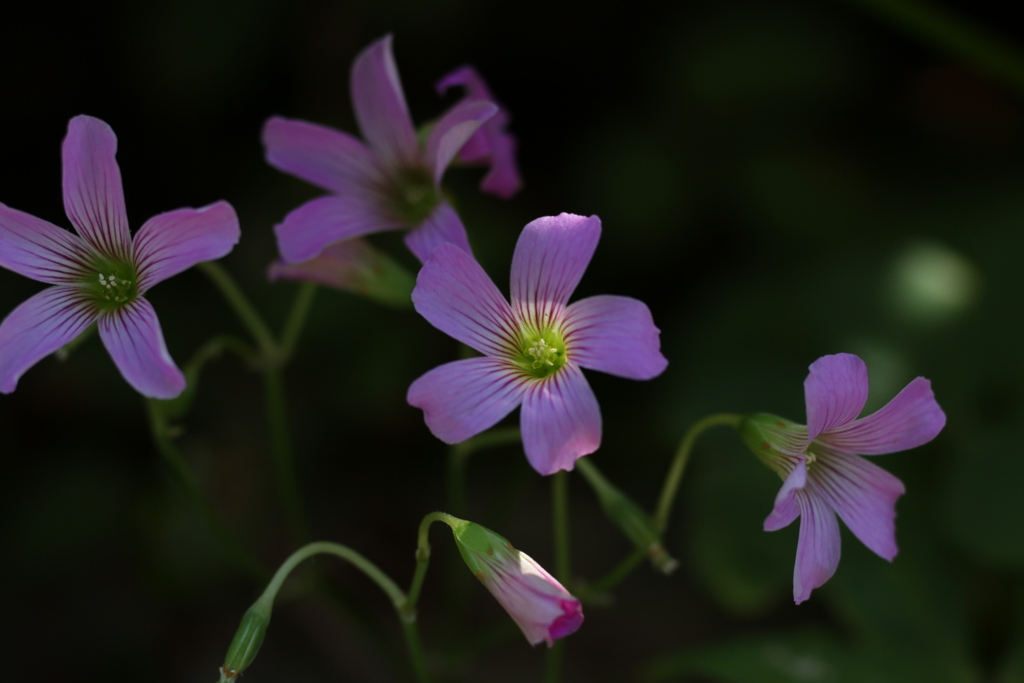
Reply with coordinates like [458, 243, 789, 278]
[448, 427, 522, 511]
[146, 400, 264, 581]
[843, 0, 1024, 94]
[279, 282, 318, 359]
[406, 511, 461, 614]
[584, 550, 646, 598]
[654, 414, 740, 532]
[551, 471, 571, 583]
[544, 641, 565, 683]
[264, 367, 311, 543]
[198, 261, 278, 360]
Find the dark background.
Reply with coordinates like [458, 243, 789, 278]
[2, 0, 1023, 681]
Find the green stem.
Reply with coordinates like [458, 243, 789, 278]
[544, 641, 565, 683]
[279, 282, 318, 359]
[406, 511, 462, 613]
[843, 0, 1024, 94]
[448, 427, 522, 511]
[145, 400, 264, 581]
[552, 470, 571, 584]
[265, 367, 310, 543]
[198, 261, 278, 360]
[584, 550, 646, 598]
[654, 414, 741, 532]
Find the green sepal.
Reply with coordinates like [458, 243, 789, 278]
[220, 597, 272, 681]
[737, 412, 806, 475]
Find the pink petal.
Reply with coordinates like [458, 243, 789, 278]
[477, 128, 522, 200]
[261, 116, 383, 194]
[804, 353, 869, 442]
[563, 295, 667, 380]
[822, 377, 946, 455]
[764, 459, 806, 532]
[0, 286, 97, 393]
[61, 115, 132, 260]
[792, 489, 841, 604]
[520, 364, 601, 475]
[98, 298, 185, 399]
[809, 448, 905, 561]
[0, 201, 93, 284]
[133, 201, 240, 293]
[423, 99, 497, 186]
[404, 202, 473, 264]
[482, 552, 583, 647]
[411, 241, 517, 356]
[350, 35, 418, 168]
[407, 357, 528, 444]
[510, 214, 601, 330]
[274, 195, 401, 263]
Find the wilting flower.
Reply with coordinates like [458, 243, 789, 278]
[436, 65, 522, 199]
[451, 519, 582, 646]
[262, 35, 498, 273]
[738, 353, 946, 603]
[0, 115, 240, 399]
[407, 213, 668, 475]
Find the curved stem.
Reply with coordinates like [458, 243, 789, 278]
[406, 511, 462, 614]
[584, 549, 646, 598]
[199, 261, 278, 360]
[654, 413, 741, 532]
[145, 399, 265, 581]
[279, 282, 318, 359]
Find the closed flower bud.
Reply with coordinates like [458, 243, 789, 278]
[219, 598, 272, 681]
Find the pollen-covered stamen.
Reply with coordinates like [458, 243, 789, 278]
[527, 338, 559, 368]
[82, 258, 138, 310]
[98, 273, 133, 303]
[514, 329, 567, 379]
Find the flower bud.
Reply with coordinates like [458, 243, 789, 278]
[218, 598, 272, 681]
[450, 520, 583, 647]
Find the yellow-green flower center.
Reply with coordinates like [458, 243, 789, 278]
[83, 258, 137, 311]
[513, 328, 568, 379]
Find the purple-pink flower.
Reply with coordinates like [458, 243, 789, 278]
[407, 213, 668, 475]
[451, 519, 582, 647]
[262, 35, 498, 278]
[0, 115, 240, 399]
[739, 353, 946, 603]
[436, 65, 522, 199]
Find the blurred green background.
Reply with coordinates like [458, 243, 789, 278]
[1, 0, 1022, 681]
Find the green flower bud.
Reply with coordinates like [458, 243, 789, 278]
[218, 598, 271, 681]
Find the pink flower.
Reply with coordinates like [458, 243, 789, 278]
[407, 213, 668, 475]
[739, 353, 946, 603]
[436, 65, 522, 199]
[0, 115, 240, 399]
[262, 35, 498, 279]
[451, 520, 582, 647]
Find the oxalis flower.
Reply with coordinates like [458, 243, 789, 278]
[451, 519, 582, 647]
[738, 353, 946, 604]
[262, 34, 498, 280]
[0, 115, 240, 399]
[407, 213, 668, 475]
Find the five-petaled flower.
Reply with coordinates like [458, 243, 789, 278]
[451, 519, 583, 647]
[739, 353, 946, 604]
[407, 213, 668, 475]
[0, 115, 240, 399]
[262, 34, 498, 285]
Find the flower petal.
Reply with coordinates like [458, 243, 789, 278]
[98, 298, 185, 399]
[261, 116, 383, 194]
[823, 377, 946, 455]
[407, 357, 527, 444]
[0, 286, 97, 393]
[804, 353, 869, 442]
[520, 364, 601, 475]
[764, 459, 806, 531]
[274, 195, 401, 263]
[563, 295, 667, 380]
[61, 115, 132, 260]
[133, 201, 240, 292]
[0, 201, 93, 284]
[423, 99, 497, 186]
[810, 448, 905, 561]
[484, 553, 583, 647]
[404, 202, 473, 264]
[350, 35, 418, 168]
[411, 241, 517, 356]
[436, 65, 522, 199]
[510, 214, 601, 329]
[792, 489, 841, 604]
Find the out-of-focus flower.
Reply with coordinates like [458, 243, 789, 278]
[263, 35, 497, 270]
[436, 65, 522, 199]
[451, 519, 582, 647]
[738, 353, 946, 603]
[0, 115, 240, 399]
[407, 213, 668, 475]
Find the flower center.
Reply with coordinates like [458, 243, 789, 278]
[387, 167, 440, 226]
[83, 258, 137, 311]
[513, 329, 567, 379]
